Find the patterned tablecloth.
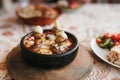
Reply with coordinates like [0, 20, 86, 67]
[0, 4, 120, 80]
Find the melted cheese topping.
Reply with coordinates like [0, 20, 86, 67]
[24, 24, 72, 55]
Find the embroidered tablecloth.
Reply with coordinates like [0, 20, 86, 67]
[0, 4, 120, 80]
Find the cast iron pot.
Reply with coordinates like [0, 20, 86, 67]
[20, 30, 79, 68]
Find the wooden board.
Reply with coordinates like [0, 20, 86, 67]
[6, 45, 93, 80]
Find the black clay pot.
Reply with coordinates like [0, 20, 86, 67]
[20, 30, 79, 68]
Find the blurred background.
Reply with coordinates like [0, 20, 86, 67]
[0, 0, 120, 8]
[0, 0, 120, 11]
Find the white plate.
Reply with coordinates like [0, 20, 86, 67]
[91, 38, 120, 68]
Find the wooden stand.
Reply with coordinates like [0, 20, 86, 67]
[6, 45, 93, 80]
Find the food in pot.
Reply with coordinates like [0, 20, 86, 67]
[24, 21, 73, 55]
[18, 4, 58, 19]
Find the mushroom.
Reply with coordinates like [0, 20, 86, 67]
[34, 25, 44, 39]
[52, 20, 61, 31]
[34, 25, 43, 34]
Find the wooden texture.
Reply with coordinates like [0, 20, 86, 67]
[6, 45, 93, 80]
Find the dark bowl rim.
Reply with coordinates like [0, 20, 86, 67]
[20, 29, 79, 57]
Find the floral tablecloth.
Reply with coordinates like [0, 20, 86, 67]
[0, 4, 120, 80]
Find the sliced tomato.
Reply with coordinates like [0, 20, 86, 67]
[117, 33, 120, 40]
[117, 33, 120, 36]
[69, 2, 80, 9]
[112, 34, 120, 41]
[96, 38, 102, 43]
[114, 41, 120, 46]
[104, 32, 111, 38]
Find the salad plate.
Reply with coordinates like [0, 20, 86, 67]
[91, 38, 120, 68]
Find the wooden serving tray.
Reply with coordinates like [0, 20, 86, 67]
[6, 45, 93, 80]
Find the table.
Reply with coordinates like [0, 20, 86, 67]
[0, 4, 120, 80]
